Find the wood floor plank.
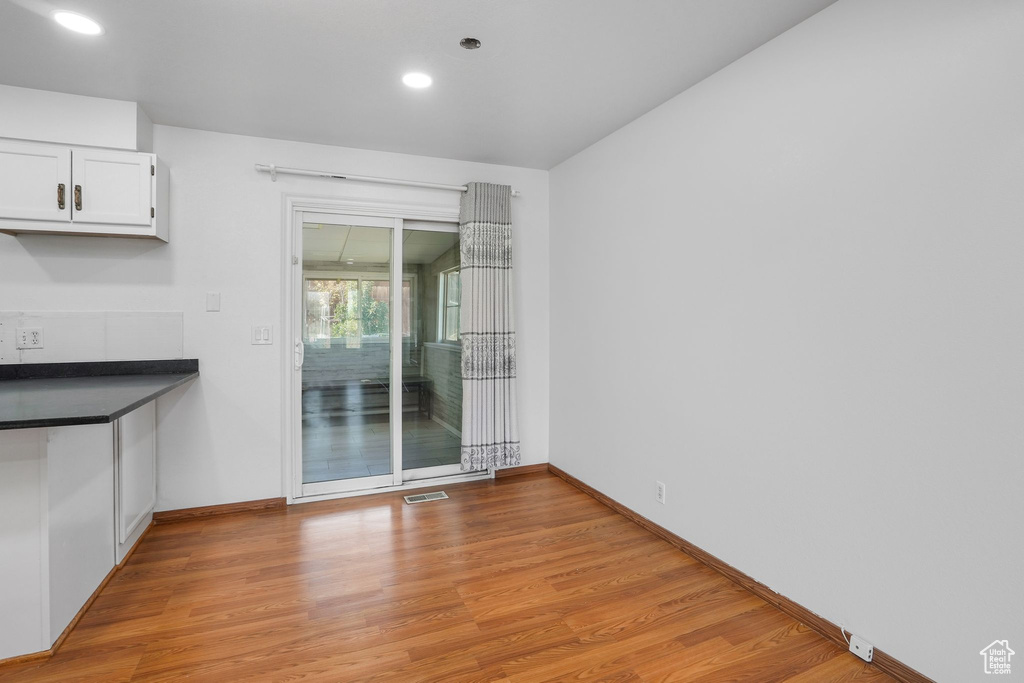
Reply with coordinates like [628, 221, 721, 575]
[0, 472, 894, 682]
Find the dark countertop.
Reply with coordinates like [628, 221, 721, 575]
[0, 360, 199, 430]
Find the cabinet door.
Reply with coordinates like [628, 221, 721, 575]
[46, 423, 116, 645]
[0, 140, 71, 222]
[115, 402, 156, 545]
[72, 149, 153, 226]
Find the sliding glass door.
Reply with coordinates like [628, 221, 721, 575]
[401, 226, 464, 481]
[299, 214, 396, 495]
[294, 212, 467, 498]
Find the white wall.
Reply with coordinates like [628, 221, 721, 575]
[0, 312, 182, 364]
[549, 1, 1023, 681]
[0, 124, 550, 511]
[0, 84, 150, 150]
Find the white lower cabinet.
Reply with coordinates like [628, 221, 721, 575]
[46, 423, 116, 645]
[114, 402, 157, 564]
[0, 404, 157, 660]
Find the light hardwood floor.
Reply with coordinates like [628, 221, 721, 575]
[0, 472, 892, 682]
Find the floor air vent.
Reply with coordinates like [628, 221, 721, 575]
[404, 491, 449, 504]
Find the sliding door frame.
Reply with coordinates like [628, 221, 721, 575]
[281, 194, 488, 504]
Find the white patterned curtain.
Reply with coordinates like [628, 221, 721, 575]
[459, 182, 521, 471]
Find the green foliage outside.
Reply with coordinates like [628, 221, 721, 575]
[305, 279, 391, 339]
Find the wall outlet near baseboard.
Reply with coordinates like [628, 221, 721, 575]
[656, 481, 666, 504]
[849, 633, 873, 662]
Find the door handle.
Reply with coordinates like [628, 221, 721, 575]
[74, 184, 82, 211]
[294, 338, 305, 369]
[57, 183, 65, 210]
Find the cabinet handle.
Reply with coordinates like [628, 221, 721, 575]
[57, 183, 65, 210]
[74, 185, 82, 211]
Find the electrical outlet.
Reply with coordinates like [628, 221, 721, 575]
[656, 481, 666, 504]
[849, 634, 873, 662]
[16, 327, 44, 349]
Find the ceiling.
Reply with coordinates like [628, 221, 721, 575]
[0, 0, 836, 169]
[303, 223, 458, 266]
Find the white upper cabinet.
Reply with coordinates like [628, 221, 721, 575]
[0, 140, 71, 222]
[72, 148, 153, 227]
[0, 141, 168, 241]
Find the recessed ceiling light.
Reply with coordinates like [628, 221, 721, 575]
[53, 10, 104, 35]
[402, 72, 432, 89]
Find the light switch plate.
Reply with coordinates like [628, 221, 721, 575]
[206, 292, 221, 312]
[252, 325, 273, 345]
